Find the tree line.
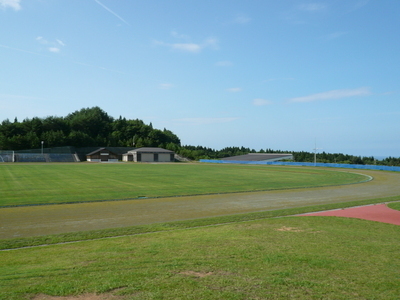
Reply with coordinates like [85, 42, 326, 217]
[0, 107, 398, 166]
[0, 107, 180, 150]
[178, 146, 400, 166]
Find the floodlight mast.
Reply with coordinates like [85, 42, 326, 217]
[313, 141, 322, 167]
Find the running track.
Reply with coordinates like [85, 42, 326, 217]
[299, 203, 400, 226]
[1, 168, 400, 238]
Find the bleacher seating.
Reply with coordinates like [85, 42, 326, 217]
[13, 153, 77, 163]
[15, 154, 47, 162]
[48, 154, 76, 162]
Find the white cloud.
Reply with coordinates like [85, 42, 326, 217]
[36, 36, 46, 43]
[234, 14, 251, 24]
[298, 3, 327, 12]
[253, 98, 273, 106]
[94, 0, 129, 25]
[174, 117, 239, 125]
[155, 37, 218, 54]
[227, 88, 242, 93]
[172, 43, 202, 53]
[170, 31, 190, 40]
[215, 61, 233, 67]
[36, 37, 65, 53]
[159, 83, 173, 90]
[56, 39, 66, 47]
[289, 87, 371, 103]
[48, 47, 60, 53]
[203, 38, 219, 49]
[381, 91, 396, 96]
[0, 0, 21, 11]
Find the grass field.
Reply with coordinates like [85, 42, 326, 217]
[1, 214, 399, 300]
[1, 163, 399, 299]
[388, 201, 400, 211]
[0, 163, 368, 206]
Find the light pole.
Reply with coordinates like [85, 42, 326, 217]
[41, 141, 44, 155]
[314, 148, 316, 166]
[313, 141, 322, 167]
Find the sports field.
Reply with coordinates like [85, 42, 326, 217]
[0, 163, 399, 300]
[1, 208, 399, 300]
[0, 163, 368, 207]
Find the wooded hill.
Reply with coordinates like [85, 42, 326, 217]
[0, 107, 399, 166]
[0, 107, 180, 151]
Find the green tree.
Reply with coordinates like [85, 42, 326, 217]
[41, 130, 67, 148]
[67, 131, 95, 147]
[66, 107, 113, 139]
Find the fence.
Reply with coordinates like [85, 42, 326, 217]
[0, 152, 78, 163]
[199, 159, 400, 172]
[1, 146, 135, 162]
[15, 146, 77, 154]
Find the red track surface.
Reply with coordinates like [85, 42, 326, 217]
[299, 204, 400, 225]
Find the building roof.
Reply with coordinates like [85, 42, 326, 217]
[86, 147, 119, 156]
[221, 153, 293, 161]
[84, 147, 135, 156]
[125, 147, 174, 154]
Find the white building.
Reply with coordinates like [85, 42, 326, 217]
[122, 147, 175, 162]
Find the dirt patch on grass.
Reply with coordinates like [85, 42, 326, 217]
[179, 270, 214, 278]
[32, 293, 125, 300]
[275, 226, 323, 233]
[276, 226, 304, 232]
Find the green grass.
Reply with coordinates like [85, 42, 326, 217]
[1, 215, 399, 300]
[388, 202, 400, 211]
[1, 163, 398, 299]
[1, 195, 399, 251]
[0, 163, 368, 206]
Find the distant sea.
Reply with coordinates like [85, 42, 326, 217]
[373, 156, 390, 160]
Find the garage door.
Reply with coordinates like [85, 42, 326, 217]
[141, 153, 154, 162]
[158, 153, 171, 162]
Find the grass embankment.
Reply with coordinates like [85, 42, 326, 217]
[0, 163, 368, 207]
[1, 213, 399, 300]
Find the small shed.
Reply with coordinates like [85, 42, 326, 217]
[86, 148, 119, 162]
[123, 147, 175, 162]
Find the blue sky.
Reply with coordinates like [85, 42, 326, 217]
[1, 0, 399, 157]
